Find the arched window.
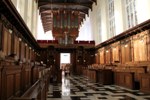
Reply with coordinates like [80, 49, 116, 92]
[125, 0, 137, 28]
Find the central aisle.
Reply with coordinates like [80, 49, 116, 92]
[47, 73, 150, 100]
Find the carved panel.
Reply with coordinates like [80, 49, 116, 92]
[99, 48, 104, 64]
[0, 20, 2, 50]
[140, 74, 150, 93]
[141, 78, 149, 88]
[2, 26, 12, 56]
[121, 41, 131, 63]
[6, 75, 14, 99]
[7, 30, 12, 55]
[14, 35, 20, 58]
[3, 27, 8, 56]
[125, 75, 133, 88]
[111, 42, 120, 63]
[31, 50, 35, 61]
[25, 46, 29, 61]
[133, 30, 148, 61]
[95, 53, 99, 64]
[15, 73, 21, 96]
[76, 46, 84, 64]
[24, 67, 31, 90]
[29, 48, 31, 61]
[147, 30, 150, 61]
[105, 48, 111, 64]
[20, 42, 25, 61]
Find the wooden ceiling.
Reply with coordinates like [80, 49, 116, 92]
[38, 0, 97, 33]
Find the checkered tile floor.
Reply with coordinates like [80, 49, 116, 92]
[47, 75, 150, 100]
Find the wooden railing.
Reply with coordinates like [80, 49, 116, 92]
[11, 79, 47, 100]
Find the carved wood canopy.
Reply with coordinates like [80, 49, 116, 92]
[38, 0, 97, 44]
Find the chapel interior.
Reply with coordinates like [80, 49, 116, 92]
[1, 0, 150, 100]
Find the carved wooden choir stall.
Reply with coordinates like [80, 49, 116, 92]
[2, 1, 150, 100]
[83, 19, 150, 93]
[0, 1, 52, 100]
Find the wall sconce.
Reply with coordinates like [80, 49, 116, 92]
[77, 59, 79, 62]
[125, 44, 128, 48]
[25, 43, 27, 46]
[8, 29, 13, 34]
[41, 61, 43, 64]
[84, 60, 86, 62]
[19, 38, 22, 41]
[54, 59, 55, 62]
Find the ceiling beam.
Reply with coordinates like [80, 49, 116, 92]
[90, 0, 96, 2]
[41, 13, 52, 16]
[43, 27, 51, 31]
[40, 8, 89, 15]
[89, 0, 97, 4]
[38, 2, 92, 9]
[42, 20, 52, 23]
[41, 15, 52, 19]
[42, 21, 52, 24]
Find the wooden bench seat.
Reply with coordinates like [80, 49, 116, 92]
[114, 66, 147, 90]
[140, 73, 150, 93]
[114, 72, 135, 89]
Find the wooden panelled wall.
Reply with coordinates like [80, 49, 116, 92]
[95, 30, 150, 64]
[0, 13, 50, 100]
[0, 15, 36, 62]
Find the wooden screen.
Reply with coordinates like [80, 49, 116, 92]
[133, 31, 148, 61]
[3, 27, 12, 56]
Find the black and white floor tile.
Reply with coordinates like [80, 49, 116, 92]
[47, 75, 150, 100]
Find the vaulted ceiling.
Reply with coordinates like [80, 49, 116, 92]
[38, 0, 96, 43]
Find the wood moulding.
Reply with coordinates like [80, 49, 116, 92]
[96, 19, 150, 49]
